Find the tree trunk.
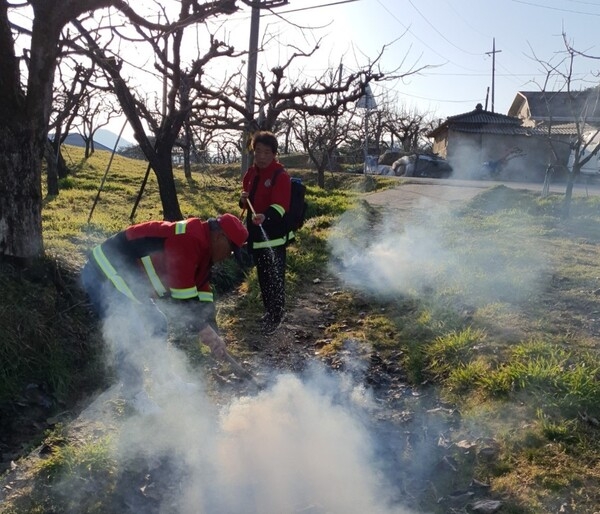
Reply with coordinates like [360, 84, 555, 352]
[317, 167, 325, 189]
[44, 140, 59, 196]
[153, 154, 183, 221]
[562, 166, 578, 219]
[183, 124, 192, 180]
[0, 126, 44, 258]
[183, 148, 192, 181]
[56, 148, 69, 179]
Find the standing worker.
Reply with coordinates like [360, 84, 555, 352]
[240, 131, 292, 335]
[80, 213, 248, 414]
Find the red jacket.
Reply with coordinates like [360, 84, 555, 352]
[90, 218, 215, 329]
[242, 159, 291, 248]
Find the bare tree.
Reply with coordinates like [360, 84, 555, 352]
[47, 60, 99, 194]
[530, 32, 600, 217]
[378, 101, 435, 153]
[1, 1, 247, 262]
[289, 65, 363, 186]
[293, 109, 359, 187]
[75, 88, 121, 158]
[191, 42, 409, 152]
[71, 3, 242, 221]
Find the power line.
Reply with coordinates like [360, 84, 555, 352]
[406, 0, 482, 56]
[511, 0, 600, 15]
[268, 0, 361, 16]
[423, 71, 588, 77]
[373, 0, 483, 73]
[373, 80, 481, 104]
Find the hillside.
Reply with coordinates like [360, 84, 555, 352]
[1, 150, 600, 513]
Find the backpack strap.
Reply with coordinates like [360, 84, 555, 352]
[271, 166, 285, 186]
[248, 173, 260, 204]
[270, 167, 291, 243]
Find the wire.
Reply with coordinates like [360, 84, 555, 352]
[511, 0, 600, 15]
[274, 0, 361, 15]
[373, 0, 484, 72]
[406, 0, 482, 56]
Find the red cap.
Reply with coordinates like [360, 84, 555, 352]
[217, 213, 248, 248]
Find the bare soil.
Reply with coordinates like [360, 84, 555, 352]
[0, 269, 464, 514]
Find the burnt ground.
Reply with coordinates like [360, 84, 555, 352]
[223, 275, 505, 513]
[0, 270, 502, 514]
[3, 181, 600, 513]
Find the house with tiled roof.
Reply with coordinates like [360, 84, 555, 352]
[429, 89, 600, 181]
[428, 103, 548, 180]
[508, 89, 600, 127]
[507, 89, 600, 176]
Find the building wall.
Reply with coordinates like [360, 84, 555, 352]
[431, 130, 449, 157]
[445, 130, 570, 181]
[431, 123, 576, 182]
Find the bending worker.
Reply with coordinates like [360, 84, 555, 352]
[80, 213, 248, 413]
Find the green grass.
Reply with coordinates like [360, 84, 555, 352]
[2, 146, 377, 406]
[313, 184, 600, 512]
[4, 151, 600, 513]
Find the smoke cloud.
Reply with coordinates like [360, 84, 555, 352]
[328, 196, 549, 306]
[70, 301, 416, 514]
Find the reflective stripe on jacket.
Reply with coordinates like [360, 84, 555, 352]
[92, 245, 142, 303]
[91, 218, 214, 304]
[242, 161, 292, 250]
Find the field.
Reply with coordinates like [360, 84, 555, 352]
[1, 147, 600, 513]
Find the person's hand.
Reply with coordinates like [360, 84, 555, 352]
[208, 338, 227, 360]
[199, 326, 227, 360]
[240, 191, 249, 207]
[252, 213, 265, 225]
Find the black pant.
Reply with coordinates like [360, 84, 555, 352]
[253, 245, 286, 321]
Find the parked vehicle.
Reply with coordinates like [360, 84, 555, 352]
[568, 131, 600, 176]
[392, 153, 453, 178]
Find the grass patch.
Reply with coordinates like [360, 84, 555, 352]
[4, 149, 600, 513]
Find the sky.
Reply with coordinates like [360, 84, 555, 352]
[100, 0, 600, 145]
[253, 0, 600, 120]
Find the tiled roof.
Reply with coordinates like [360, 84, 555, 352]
[534, 122, 600, 135]
[428, 103, 523, 137]
[449, 124, 541, 136]
[447, 105, 521, 125]
[509, 89, 600, 122]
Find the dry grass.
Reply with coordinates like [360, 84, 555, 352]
[2, 151, 600, 513]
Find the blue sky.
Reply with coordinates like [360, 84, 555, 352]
[256, 0, 600, 120]
[107, 0, 600, 144]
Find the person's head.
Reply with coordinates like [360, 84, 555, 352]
[208, 214, 248, 264]
[251, 131, 278, 169]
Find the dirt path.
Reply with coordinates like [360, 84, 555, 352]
[364, 176, 600, 216]
[363, 179, 490, 213]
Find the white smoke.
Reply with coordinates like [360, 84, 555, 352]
[75, 304, 416, 514]
[328, 197, 548, 305]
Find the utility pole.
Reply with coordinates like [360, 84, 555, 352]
[240, 0, 289, 176]
[357, 83, 377, 173]
[485, 38, 502, 113]
[162, 35, 168, 118]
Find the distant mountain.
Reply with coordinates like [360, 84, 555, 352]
[62, 134, 113, 152]
[58, 129, 135, 153]
[94, 128, 135, 151]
